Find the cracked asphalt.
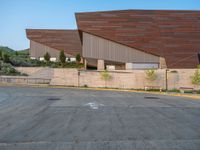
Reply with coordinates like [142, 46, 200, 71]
[0, 86, 200, 150]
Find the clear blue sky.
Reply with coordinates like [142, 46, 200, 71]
[0, 0, 200, 50]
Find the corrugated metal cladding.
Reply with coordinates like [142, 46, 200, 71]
[83, 32, 159, 63]
[30, 41, 73, 59]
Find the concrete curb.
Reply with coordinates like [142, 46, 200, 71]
[0, 83, 200, 100]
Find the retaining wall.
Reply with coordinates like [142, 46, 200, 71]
[14, 67, 200, 90]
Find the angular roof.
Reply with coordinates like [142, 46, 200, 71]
[76, 9, 200, 68]
[26, 29, 82, 56]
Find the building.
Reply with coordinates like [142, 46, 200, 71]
[26, 29, 82, 62]
[76, 10, 200, 70]
[26, 10, 200, 69]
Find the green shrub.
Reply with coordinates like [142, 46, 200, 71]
[59, 50, 66, 67]
[76, 53, 81, 64]
[101, 70, 112, 81]
[101, 70, 112, 87]
[44, 52, 50, 62]
[168, 89, 180, 93]
[170, 70, 178, 73]
[3, 53, 10, 63]
[0, 50, 2, 60]
[191, 69, 200, 85]
[146, 69, 157, 81]
[0, 63, 20, 76]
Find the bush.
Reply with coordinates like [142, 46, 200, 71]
[76, 53, 81, 64]
[0, 63, 21, 76]
[3, 53, 10, 63]
[59, 50, 66, 67]
[101, 70, 112, 81]
[10, 57, 31, 67]
[44, 52, 50, 62]
[146, 69, 157, 81]
[191, 69, 200, 85]
[168, 89, 180, 93]
[0, 50, 2, 60]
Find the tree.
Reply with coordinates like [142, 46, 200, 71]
[44, 52, 50, 62]
[3, 53, 10, 63]
[15, 51, 18, 56]
[76, 53, 81, 64]
[0, 50, 2, 60]
[191, 69, 200, 85]
[59, 50, 66, 67]
[146, 69, 157, 81]
[101, 70, 112, 87]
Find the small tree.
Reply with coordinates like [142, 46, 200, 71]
[0, 50, 2, 60]
[44, 52, 50, 62]
[3, 53, 10, 63]
[146, 69, 157, 81]
[59, 50, 66, 67]
[191, 69, 200, 86]
[76, 53, 81, 64]
[15, 51, 18, 56]
[101, 70, 112, 87]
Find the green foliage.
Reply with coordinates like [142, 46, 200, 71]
[0, 62, 27, 76]
[0, 46, 14, 55]
[76, 53, 81, 64]
[101, 70, 112, 81]
[191, 69, 200, 85]
[3, 53, 10, 63]
[196, 65, 200, 69]
[146, 69, 157, 81]
[15, 51, 18, 56]
[59, 50, 66, 67]
[44, 52, 50, 62]
[0, 50, 2, 60]
[170, 70, 178, 73]
[0, 46, 83, 69]
[167, 88, 180, 93]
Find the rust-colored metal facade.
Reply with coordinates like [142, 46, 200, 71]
[26, 29, 82, 57]
[76, 10, 200, 68]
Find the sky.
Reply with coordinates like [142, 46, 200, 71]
[0, 0, 200, 50]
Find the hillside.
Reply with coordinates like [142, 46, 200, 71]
[0, 46, 29, 55]
[0, 46, 14, 54]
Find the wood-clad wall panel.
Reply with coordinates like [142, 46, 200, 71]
[30, 41, 72, 59]
[83, 32, 159, 63]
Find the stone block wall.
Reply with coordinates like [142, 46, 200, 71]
[15, 67, 200, 90]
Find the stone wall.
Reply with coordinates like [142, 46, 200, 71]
[15, 67, 45, 75]
[15, 67, 200, 90]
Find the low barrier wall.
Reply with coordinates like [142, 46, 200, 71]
[13, 67, 200, 90]
[0, 76, 51, 85]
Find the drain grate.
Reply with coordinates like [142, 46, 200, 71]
[47, 97, 61, 101]
[144, 96, 160, 99]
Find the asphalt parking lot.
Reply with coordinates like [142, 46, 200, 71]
[0, 86, 200, 150]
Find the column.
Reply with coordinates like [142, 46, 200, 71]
[125, 63, 132, 70]
[84, 59, 87, 70]
[97, 59, 105, 70]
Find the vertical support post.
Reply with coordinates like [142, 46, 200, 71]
[165, 69, 169, 92]
[97, 60, 105, 70]
[84, 59, 87, 70]
[77, 70, 80, 87]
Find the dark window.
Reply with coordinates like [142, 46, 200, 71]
[198, 53, 200, 64]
